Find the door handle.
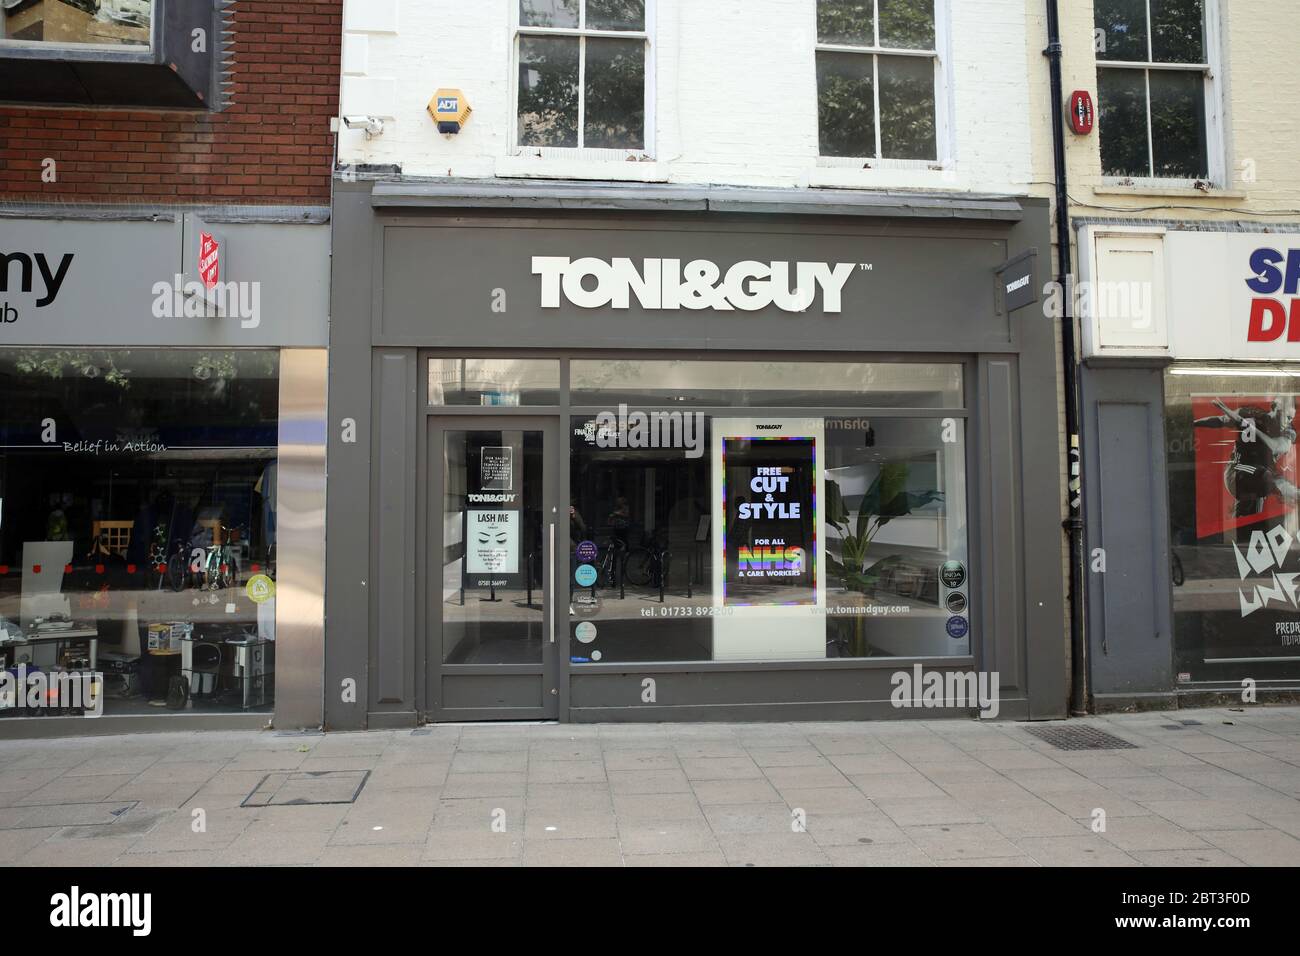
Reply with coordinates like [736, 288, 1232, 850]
[548, 521, 556, 643]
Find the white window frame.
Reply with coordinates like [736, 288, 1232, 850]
[0, 0, 157, 56]
[510, 0, 656, 160]
[1096, 0, 1225, 188]
[813, 0, 951, 168]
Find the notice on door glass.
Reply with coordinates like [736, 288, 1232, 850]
[480, 447, 514, 491]
[466, 510, 519, 574]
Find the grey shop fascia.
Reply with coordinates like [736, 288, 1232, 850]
[325, 180, 1067, 728]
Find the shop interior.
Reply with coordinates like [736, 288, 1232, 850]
[0, 349, 278, 716]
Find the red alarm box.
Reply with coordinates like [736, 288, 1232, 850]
[1069, 90, 1095, 135]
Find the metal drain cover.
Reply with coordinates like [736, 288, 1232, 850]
[242, 770, 370, 807]
[1024, 725, 1138, 751]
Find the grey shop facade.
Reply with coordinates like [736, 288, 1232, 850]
[0, 208, 327, 735]
[325, 180, 1067, 729]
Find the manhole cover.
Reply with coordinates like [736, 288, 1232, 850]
[1023, 725, 1138, 751]
[242, 770, 370, 807]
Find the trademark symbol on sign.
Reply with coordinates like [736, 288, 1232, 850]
[860, 262, 873, 271]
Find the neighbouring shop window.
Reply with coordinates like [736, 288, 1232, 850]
[1166, 366, 1300, 684]
[429, 358, 561, 406]
[516, 0, 649, 152]
[815, 0, 940, 161]
[2, 0, 153, 48]
[570, 359, 962, 407]
[1095, 0, 1211, 180]
[0, 349, 278, 716]
[566, 364, 969, 664]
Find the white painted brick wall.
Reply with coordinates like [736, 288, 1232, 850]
[338, 0, 1039, 193]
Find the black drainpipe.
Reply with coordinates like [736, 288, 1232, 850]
[1045, 0, 1089, 716]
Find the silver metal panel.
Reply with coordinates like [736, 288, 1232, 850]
[272, 349, 328, 729]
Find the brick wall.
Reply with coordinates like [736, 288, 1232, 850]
[0, 0, 341, 205]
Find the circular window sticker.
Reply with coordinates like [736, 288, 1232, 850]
[591, 650, 602, 661]
[571, 592, 602, 618]
[945, 592, 967, 615]
[574, 564, 598, 587]
[574, 622, 598, 644]
[939, 560, 966, 590]
[575, 540, 598, 563]
[245, 573, 275, 604]
[946, 615, 969, 639]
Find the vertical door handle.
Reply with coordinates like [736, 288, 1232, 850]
[548, 521, 556, 642]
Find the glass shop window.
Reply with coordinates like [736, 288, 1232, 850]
[2, 0, 154, 49]
[428, 358, 561, 406]
[0, 349, 278, 716]
[1165, 366, 1300, 684]
[566, 361, 969, 664]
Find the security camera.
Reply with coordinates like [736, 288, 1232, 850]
[342, 115, 385, 139]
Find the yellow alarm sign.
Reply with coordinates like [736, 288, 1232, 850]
[428, 88, 472, 133]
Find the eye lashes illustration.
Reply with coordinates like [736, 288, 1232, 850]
[477, 532, 491, 543]
[494, 532, 509, 544]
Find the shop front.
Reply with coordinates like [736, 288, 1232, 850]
[326, 181, 1066, 727]
[1080, 224, 1300, 707]
[0, 210, 327, 732]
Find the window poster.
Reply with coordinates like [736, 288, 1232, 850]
[461, 435, 525, 590]
[722, 436, 816, 606]
[1175, 390, 1300, 675]
[465, 510, 519, 574]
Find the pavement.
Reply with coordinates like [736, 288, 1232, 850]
[0, 706, 1298, 867]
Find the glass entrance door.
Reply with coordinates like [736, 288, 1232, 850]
[426, 418, 559, 720]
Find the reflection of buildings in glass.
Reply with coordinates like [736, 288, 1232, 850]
[0, 348, 278, 715]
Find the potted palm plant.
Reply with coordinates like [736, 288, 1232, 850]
[826, 462, 943, 655]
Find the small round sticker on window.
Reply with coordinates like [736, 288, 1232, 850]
[572, 592, 602, 617]
[245, 574, 275, 604]
[575, 622, 597, 644]
[940, 560, 966, 590]
[946, 615, 969, 639]
[575, 540, 598, 563]
[945, 592, 967, 615]
[574, 564, 598, 587]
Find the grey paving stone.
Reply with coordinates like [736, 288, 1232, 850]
[1197, 828, 1300, 865]
[746, 749, 830, 769]
[602, 749, 679, 772]
[1128, 848, 1248, 867]
[691, 778, 783, 806]
[777, 786, 876, 815]
[823, 842, 934, 866]
[617, 820, 719, 855]
[523, 810, 618, 841]
[624, 850, 727, 866]
[874, 796, 985, 827]
[528, 758, 606, 784]
[1093, 814, 1212, 852]
[441, 772, 527, 798]
[763, 765, 852, 790]
[523, 837, 623, 866]
[450, 751, 528, 774]
[806, 815, 910, 848]
[848, 772, 948, 800]
[703, 803, 799, 835]
[903, 823, 1024, 860]
[1139, 799, 1273, 831]
[612, 791, 704, 822]
[718, 832, 830, 867]
[423, 829, 523, 862]
[1014, 835, 1141, 867]
[680, 756, 763, 780]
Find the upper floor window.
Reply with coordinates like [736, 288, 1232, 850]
[2, 0, 153, 51]
[1095, 0, 1214, 181]
[514, 0, 651, 153]
[815, 0, 940, 162]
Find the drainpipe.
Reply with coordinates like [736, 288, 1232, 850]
[1044, 0, 1089, 716]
